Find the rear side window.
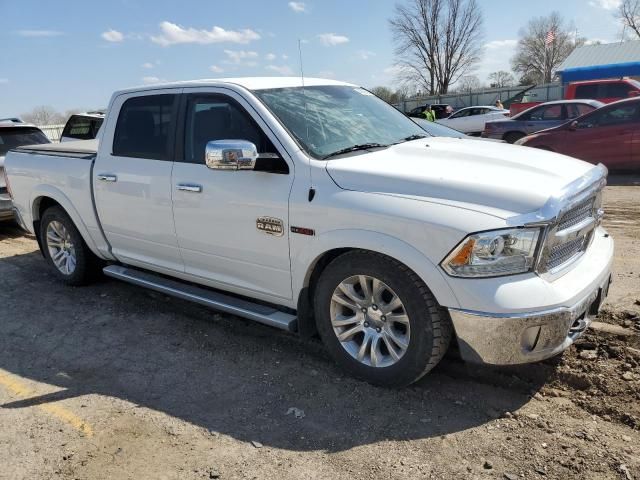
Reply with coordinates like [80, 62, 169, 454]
[62, 115, 103, 141]
[0, 127, 50, 156]
[604, 82, 634, 98]
[113, 94, 177, 160]
[567, 103, 596, 119]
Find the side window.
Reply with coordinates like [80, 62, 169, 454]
[62, 116, 94, 140]
[184, 95, 278, 164]
[592, 104, 638, 127]
[451, 109, 470, 119]
[604, 82, 634, 98]
[530, 105, 562, 121]
[574, 84, 599, 99]
[573, 103, 596, 117]
[113, 94, 177, 160]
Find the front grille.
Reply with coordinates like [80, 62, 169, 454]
[547, 235, 587, 269]
[557, 196, 595, 231]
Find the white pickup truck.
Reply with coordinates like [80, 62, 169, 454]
[4, 78, 614, 387]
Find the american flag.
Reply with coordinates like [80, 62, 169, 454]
[545, 29, 556, 46]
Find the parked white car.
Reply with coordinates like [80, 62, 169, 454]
[437, 106, 510, 135]
[4, 78, 613, 387]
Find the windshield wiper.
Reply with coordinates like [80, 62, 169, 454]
[396, 134, 429, 143]
[322, 143, 389, 160]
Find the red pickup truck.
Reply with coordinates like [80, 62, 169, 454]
[510, 78, 640, 115]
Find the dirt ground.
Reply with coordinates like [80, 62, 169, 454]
[0, 175, 638, 480]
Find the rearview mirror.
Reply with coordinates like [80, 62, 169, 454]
[568, 120, 578, 131]
[205, 140, 258, 170]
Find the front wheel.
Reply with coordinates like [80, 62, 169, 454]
[40, 206, 101, 286]
[314, 250, 452, 387]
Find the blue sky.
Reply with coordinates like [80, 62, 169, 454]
[0, 0, 627, 116]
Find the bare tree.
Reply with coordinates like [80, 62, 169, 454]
[370, 86, 395, 103]
[511, 12, 584, 84]
[488, 70, 515, 88]
[455, 75, 482, 92]
[21, 106, 65, 125]
[619, 0, 640, 39]
[390, 0, 484, 95]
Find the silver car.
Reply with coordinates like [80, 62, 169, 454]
[0, 119, 50, 221]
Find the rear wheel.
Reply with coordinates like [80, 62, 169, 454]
[314, 250, 452, 387]
[504, 131, 525, 144]
[40, 206, 101, 286]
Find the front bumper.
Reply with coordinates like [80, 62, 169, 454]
[447, 230, 613, 365]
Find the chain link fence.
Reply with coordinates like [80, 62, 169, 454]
[396, 83, 565, 112]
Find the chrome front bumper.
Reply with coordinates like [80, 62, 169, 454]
[448, 273, 611, 365]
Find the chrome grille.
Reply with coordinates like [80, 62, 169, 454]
[557, 196, 595, 231]
[547, 235, 587, 269]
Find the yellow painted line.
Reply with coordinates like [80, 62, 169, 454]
[0, 369, 93, 437]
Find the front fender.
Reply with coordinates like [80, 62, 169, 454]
[292, 229, 461, 309]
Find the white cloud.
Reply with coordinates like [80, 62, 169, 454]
[318, 33, 349, 46]
[0, 78, 8, 84]
[589, 0, 621, 10]
[282, 54, 289, 60]
[17, 30, 64, 37]
[288, 1, 306, 12]
[209, 65, 225, 73]
[357, 50, 375, 60]
[101, 29, 124, 42]
[151, 21, 260, 46]
[317, 70, 336, 79]
[142, 76, 163, 84]
[484, 39, 518, 50]
[266, 65, 294, 75]
[224, 49, 259, 66]
[141, 62, 155, 69]
[265, 53, 277, 61]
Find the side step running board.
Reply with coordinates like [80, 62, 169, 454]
[103, 265, 297, 332]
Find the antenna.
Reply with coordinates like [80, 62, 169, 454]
[298, 38, 315, 201]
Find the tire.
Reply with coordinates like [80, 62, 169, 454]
[40, 206, 102, 286]
[314, 250, 452, 387]
[504, 131, 526, 144]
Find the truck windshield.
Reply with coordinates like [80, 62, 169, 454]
[0, 127, 50, 156]
[254, 85, 427, 159]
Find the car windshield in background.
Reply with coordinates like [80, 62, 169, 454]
[0, 127, 50, 156]
[254, 85, 427, 159]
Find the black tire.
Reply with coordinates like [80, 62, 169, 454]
[40, 206, 102, 286]
[504, 131, 526, 144]
[314, 250, 452, 387]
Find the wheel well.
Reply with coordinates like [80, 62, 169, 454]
[296, 248, 353, 339]
[503, 131, 525, 141]
[32, 197, 63, 257]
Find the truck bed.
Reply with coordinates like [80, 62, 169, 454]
[16, 139, 98, 158]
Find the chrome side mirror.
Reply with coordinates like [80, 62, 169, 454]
[205, 140, 258, 170]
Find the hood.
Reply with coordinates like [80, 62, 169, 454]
[325, 138, 594, 218]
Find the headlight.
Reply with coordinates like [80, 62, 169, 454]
[441, 228, 541, 278]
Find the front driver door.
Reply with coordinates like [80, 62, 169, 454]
[171, 91, 294, 300]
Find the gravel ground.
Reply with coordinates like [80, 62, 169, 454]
[0, 175, 638, 480]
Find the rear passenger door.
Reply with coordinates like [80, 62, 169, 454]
[93, 90, 184, 273]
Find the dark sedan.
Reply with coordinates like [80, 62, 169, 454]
[515, 97, 640, 171]
[483, 99, 603, 143]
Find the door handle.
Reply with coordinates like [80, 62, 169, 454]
[97, 174, 117, 182]
[176, 183, 203, 193]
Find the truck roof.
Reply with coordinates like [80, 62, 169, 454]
[114, 77, 355, 96]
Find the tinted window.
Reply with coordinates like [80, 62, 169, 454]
[575, 84, 599, 99]
[185, 95, 277, 164]
[62, 115, 103, 140]
[604, 83, 634, 98]
[0, 127, 50, 156]
[451, 109, 471, 118]
[113, 94, 177, 160]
